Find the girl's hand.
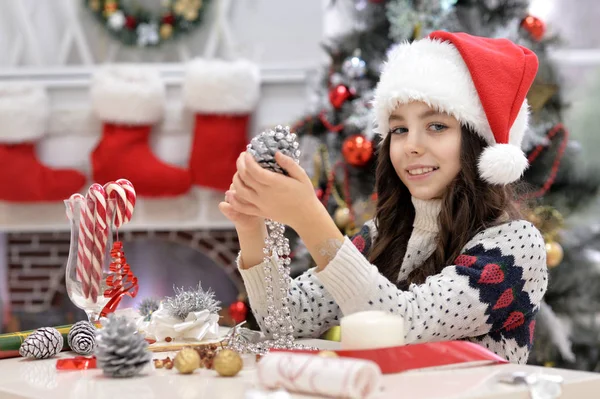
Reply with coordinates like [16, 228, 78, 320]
[218, 183, 264, 233]
[228, 151, 322, 230]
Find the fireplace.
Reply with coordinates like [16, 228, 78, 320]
[4, 227, 241, 331]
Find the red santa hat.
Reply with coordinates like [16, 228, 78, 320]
[373, 31, 539, 185]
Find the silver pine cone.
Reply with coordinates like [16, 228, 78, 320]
[68, 321, 96, 356]
[247, 125, 301, 175]
[19, 327, 63, 359]
[95, 313, 151, 378]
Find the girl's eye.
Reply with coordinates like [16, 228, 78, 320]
[429, 123, 447, 132]
[389, 126, 408, 135]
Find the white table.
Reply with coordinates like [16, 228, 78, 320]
[0, 338, 599, 399]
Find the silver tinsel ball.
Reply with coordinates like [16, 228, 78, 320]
[96, 313, 152, 378]
[163, 283, 221, 321]
[19, 327, 63, 359]
[68, 321, 96, 356]
[342, 51, 367, 79]
[247, 125, 300, 175]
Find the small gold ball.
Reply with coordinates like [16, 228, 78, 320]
[546, 241, 564, 268]
[160, 24, 173, 39]
[318, 350, 339, 358]
[174, 348, 200, 374]
[334, 207, 351, 229]
[213, 349, 243, 377]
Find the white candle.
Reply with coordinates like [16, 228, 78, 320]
[340, 310, 405, 350]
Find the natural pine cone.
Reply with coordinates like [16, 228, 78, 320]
[247, 125, 301, 175]
[67, 321, 96, 356]
[95, 313, 152, 378]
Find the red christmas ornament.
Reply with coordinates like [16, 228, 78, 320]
[229, 301, 248, 324]
[315, 188, 324, 200]
[162, 14, 175, 25]
[342, 134, 374, 167]
[521, 15, 546, 41]
[329, 84, 354, 109]
[125, 16, 137, 30]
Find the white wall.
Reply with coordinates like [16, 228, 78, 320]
[0, 0, 325, 68]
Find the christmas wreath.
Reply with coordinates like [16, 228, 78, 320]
[85, 0, 210, 47]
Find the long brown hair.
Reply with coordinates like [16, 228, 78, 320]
[368, 125, 523, 287]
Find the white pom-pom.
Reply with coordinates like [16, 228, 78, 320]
[478, 144, 528, 185]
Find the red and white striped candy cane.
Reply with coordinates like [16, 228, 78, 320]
[67, 193, 91, 299]
[104, 179, 136, 228]
[87, 184, 108, 302]
[78, 194, 96, 299]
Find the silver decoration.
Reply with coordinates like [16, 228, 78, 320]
[68, 320, 97, 356]
[386, 0, 461, 42]
[498, 371, 564, 399]
[163, 282, 221, 321]
[342, 50, 367, 80]
[96, 313, 152, 378]
[138, 297, 160, 321]
[19, 327, 63, 360]
[236, 126, 316, 355]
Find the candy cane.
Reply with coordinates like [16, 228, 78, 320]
[104, 179, 136, 228]
[78, 194, 96, 299]
[87, 184, 108, 302]
[66, 193, 91, 299]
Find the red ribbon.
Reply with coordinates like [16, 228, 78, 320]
[56, 356, 97, 370]
[100, 241, 139, 318]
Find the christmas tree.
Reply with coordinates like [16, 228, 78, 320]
[289, 0, 600, 371]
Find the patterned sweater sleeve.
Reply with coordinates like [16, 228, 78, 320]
[316, 220, 548, 345]
[238, 223, 374, 338]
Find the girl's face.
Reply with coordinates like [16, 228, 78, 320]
[388, 101, 462, 200]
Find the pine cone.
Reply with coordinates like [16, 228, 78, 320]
[247, 125, 301, 175]
[19, 327, 63, 359]
[96, 313, 152, 378]
[68, 321, 97, 356]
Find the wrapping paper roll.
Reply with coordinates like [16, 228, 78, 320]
[257, 352, 382, 399]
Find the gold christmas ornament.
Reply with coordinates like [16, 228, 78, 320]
[184, 8, 199, 21]
[527, 82, 559, 114]
[213, 349, 243, 377]
[174, 348, 201, 374]
[318, 350, 339, 358]
[334, 206, 351, 229]
[89, 0, 100, 11]
[546, 241, 564, 268]
[160, 24, 173, 39]
[103, 0, 118, 17]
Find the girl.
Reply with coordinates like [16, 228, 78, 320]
[219, 31, 548, 364]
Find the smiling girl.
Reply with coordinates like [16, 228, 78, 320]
[219, 31, 547, 364]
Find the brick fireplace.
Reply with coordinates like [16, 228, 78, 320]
[4, 226, 242, 331]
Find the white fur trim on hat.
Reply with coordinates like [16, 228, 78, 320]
[91, 65, 165, 124]
[373, 38, 530, 185]
[183, 58, 260, 114]
[478, 143, 529, 185]
[0, 83, 48, 143]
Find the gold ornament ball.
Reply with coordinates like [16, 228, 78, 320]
[174, 348, 201, 374]
[213, 349, 243, 377]
[546, 241, 564, 268]
[89, 0, 101, 11]
[334, 207, 351, 229]
[318, 350, 339, 358]
[160, 24, 173, 39]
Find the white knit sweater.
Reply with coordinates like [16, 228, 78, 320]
[239, 198, 548, 364]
